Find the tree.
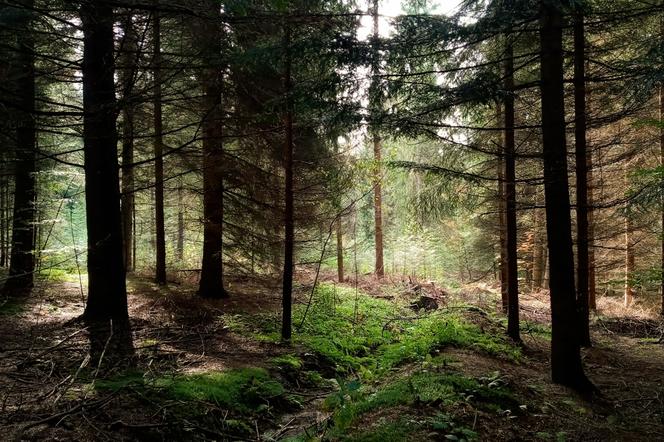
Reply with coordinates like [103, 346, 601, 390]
[503, 0, 519, 342]
[573, 3, 591, 346]
[337, 218, 344, 282]
[370, 0, 385, 278]
[281, 17, 294, 342]
[80, 0, 133, 361]
[3, 0, 36, 296]
[624, 159, 635, 307]
[660, 2, 664, 316]
[197, 0, 228, 299]
[153, 9, 166, 284]
[539, 0, 591, 391]
[119, 10, 138, 274]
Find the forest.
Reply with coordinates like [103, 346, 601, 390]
[0, 0, 663, 440]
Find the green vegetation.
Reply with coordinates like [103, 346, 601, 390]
[272, 354, 304, 370]
[98, 367, 287, 414]
[0, 298, 26, 316]
[228, 283, 520, 380]
[158, 368, 285, 413]
[325, 369, 516, 437]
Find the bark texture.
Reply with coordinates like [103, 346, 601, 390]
[81, 1, 134, 362]
[539, 1, 592, 392]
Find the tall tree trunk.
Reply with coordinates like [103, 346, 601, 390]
[371, 0, 384, 278]
[574, 8, 591, 347]
[661, 91, 664, 314]
[539, 1, 592, 392]
[120, 12, 137, 273]
[337, 218, 344, 282]
[588, 131, 596, 310]
[80, 1, 133, 362]
[198, 0, 227, 299]
[0, 164, 6, 268]
[4, 0, 36, 296]
[3, 179, 10, 268]
[660, 13, 664, 315]
[177, 179, 184, 262]
[153, 10, 167, 284]
[624, 161, 635, 307]
[497, 104, 509, 311]
[281, 20, 294, 342]
[532, 193, 545, 290]
[503, 14, 520, 341]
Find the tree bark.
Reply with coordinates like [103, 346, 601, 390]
[198, 0, 227, 299]
[574, 8, 591, 347]
[532, 194, 545, 290]
[624, 161, 635, 307]
[4, 0, 37, 296]
[371, 0, 384, 279]
[337, 218, 344, 282]
[539, 1, 592, 392]
[660, 9, 664, 314]
[80, 1, 133, 362]
[497, 104, 509, 312]
[503, 14, 520, 342]
[661, 88, 664, 314]
[281, 20, 294, 342]
[119, 11, 137, 274]
[588, 138, 596, 310]
[177, 179, 184, 262]
[153, 10, 167, 284]
[0, 164, 6, 268]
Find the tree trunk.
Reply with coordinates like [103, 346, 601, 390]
[281, 21, 294, 342]
[153, 11, 167, 284]
[660, 19, 664, 314]
[497, 104, 509, 312]
[80, 1, 133, 362]
[532, 194, 545, 290]
[588, 141, 597, 310]
[4, 0, 36, 296]
[539, 1, 592, 392]
[371, 0, 384, 278]
[337, 217, 344, 282]
[624, 161, 635, 307]
[574, 8, 591, 347]
[4, 179, 11, 268]
[120, 11, 137, 274]
[0, 164, 6, 268]
[198, 0, 227, 299]
[503, 15, 520, 342]
[177, 179, 184, 262]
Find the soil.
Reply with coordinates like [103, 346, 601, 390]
[0, 273, 663, 441]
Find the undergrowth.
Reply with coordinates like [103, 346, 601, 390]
[226, 283, 520, 379]
[97, 367, 289, 414]
[323, 368, 519, 439]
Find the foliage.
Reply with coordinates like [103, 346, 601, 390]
[97, 367, 287, 414]
[323, 368, 514, 440]
[226, 283, 519, 380]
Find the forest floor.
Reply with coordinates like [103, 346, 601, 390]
[0, 271, 663, 441]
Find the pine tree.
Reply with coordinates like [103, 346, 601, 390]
[3, 0, 37, 296]
[80, 0, 133, 362]
[539, 0, 591, 392]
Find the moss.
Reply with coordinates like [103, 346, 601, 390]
[281, 284, 519, 379]
[0, 299, 26, 316]
[326, 370, 517, 434]
[157, 368, 285, 413]
[98, 367, 287, 414]
[272, 354, 303, 370]
[342, 419, 416, 442]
